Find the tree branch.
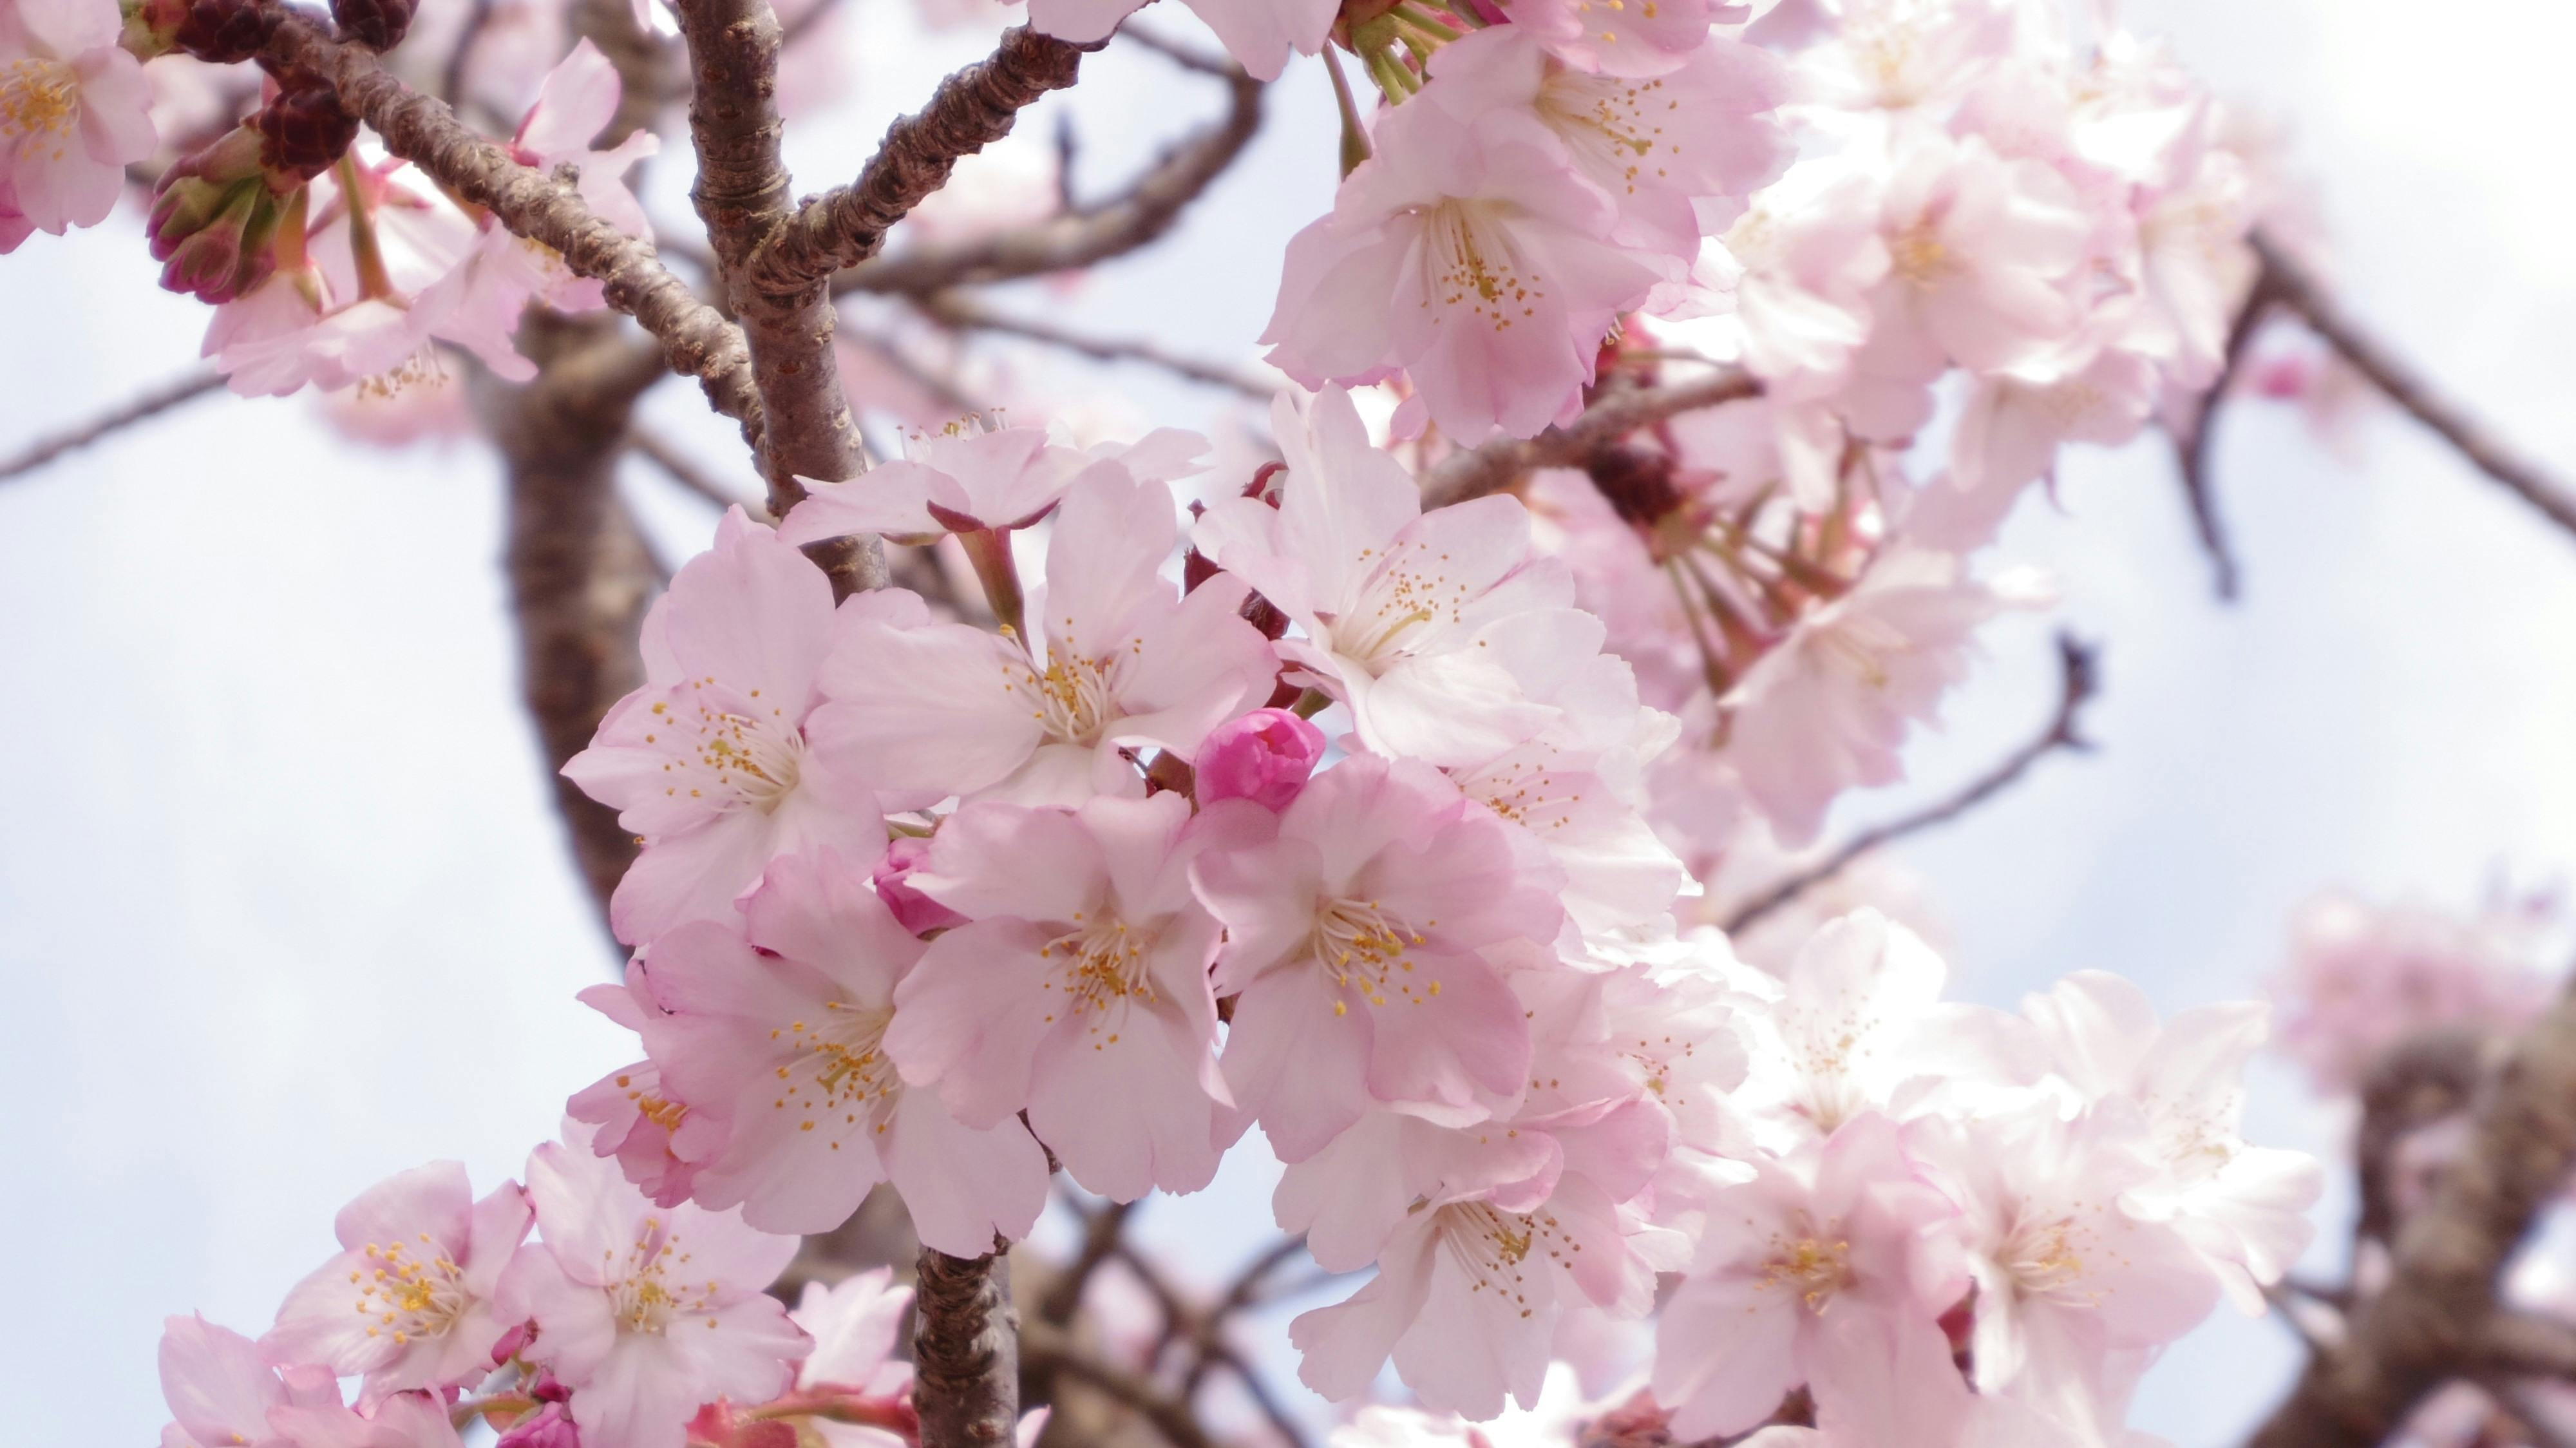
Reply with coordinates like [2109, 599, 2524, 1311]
[1022, 1321, 1220, 1448]
[631, 428, 768, 517]
[1417, 369, 1763, 508]
[2248, 976, 2576, 1448]
[2168, 269, 2275, 602]
[917, 1244, 1021, 1448]
[671, 0, 882, 601]
[1723, 634, 2099, 937]
[745, 25, 1090, 296]
[833, 51, 1263, 296]
[2252, 230, 2576, 544]
[919, 292, 1272, 398]
[0, 368, 223, 482]
[258, 6, 763, 444]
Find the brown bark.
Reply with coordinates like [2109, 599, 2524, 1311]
[2248, 982, 2576, 1448]
[746, 26, 1090, 296]
[917, 1244, 1022, 1448]
[1415, 370, 1763, 508]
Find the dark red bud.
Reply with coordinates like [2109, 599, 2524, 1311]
[170, 0, 276, 62]
[255, 76, 359, 183]
[331, 0, 416, 50]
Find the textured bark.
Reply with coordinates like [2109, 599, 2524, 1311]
[746, 26, 1088, 296]
[2248, 982, 2576, 1448]
[835, 59, 1263, 296]
[258, 6, 765, 446]
[476, 314, 664, 923]
[672, 0, 877, 602]
[917, 1244, 1021, 1448]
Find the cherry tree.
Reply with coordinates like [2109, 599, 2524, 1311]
[7, 0, 2575, 1445]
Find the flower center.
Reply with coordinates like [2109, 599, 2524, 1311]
[1037, 912, 1159, 1036]
[1309, 897, 1444, 1011]
[610, 1217, 714, 1335]
[1331, 537, 1476, 670]
[1024, 647, 1113, 747]
[1540, 72, 1672, 198]
[1811, 612, 1910, 689]
[1889, 222, 1954, 287]
[1759, 1228, 1853, 1312]
[351, 1236, 468, 1348]
[775, 1001, 900, 1139]
[1422, 198, 1546, 335]
[1433, 1201, 1551, 1316]
[0, 59, 77, 142]
[1998, 1210, 2094, 1302]
[650, 682, 808, 814]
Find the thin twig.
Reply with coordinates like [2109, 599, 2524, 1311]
[920, 293, 1272, 399]
[2253, 229, 2576, 542]
[630, 428, 767, 517]
[1723, 634, 2100, 937]
[2169, 269, 2275, 602]
[1417, 369, 1763, 508]
[440, 0, 497, 104]
[1023, 1322, 1221, 1448]
[1116, 21, 1233, 74]
[0, 369, 224, 482]
[835, 60, 1262, 296]
[1037, 1198, 1135, 1329]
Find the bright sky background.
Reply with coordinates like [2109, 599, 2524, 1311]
[3, 0, 2573, 1443]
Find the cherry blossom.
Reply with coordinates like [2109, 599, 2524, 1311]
[567, 975, 721, 1210]
[564, 508, 894, 944]
[788, 1268, 916, 1448]
[1192, 754, 1562, 1159]
[1260, 98, 1663, 442]
[1195, 707, 1328, 812]
[1499, 0, 1718, 77]
[158, 1315, 341, 1448]
[262, 1161, 534, 1401]
[1650, 1113, 1967, 1440]
[1016, 0, 1336, 81]
[0, 0, 155, 243]
[886, 792, 1232, 1201]
[1192, 387, 1580, 767]
[805, 466, 1274, 807]
[497, 1125, 811, 1448]
[628, 848, 1052, 1255]
[2269, 889, 2553, 1097]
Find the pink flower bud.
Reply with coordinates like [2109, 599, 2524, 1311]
[873, 835, 965, 935]
[1194, 709, 1327, 812]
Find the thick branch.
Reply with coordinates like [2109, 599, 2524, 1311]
[920, 293, 1271, 398]
[0, 369, 223, 482]
[475, 314, 666, 926]
[1724, 634, 2099, 936]
[258, 8, 761, 443]
[2248, 977, 2576, 1448]
[1418, 370, 1763, 508]
[835, 55, 1262, 296]
[672, 0, 877, 601]
[746, 26, 1089, 296]
[2253, 231, 2576, 542]
[916, 1245, 1020, 1448]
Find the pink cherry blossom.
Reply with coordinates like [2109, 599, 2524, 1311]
[1290, 1092, 1683, 1418]
[1649, 1113, 1967, 1440]
[567, 975, 723, 1209]
[511, 39, 660, 241]
[1191, 387, 1579, 766]
[790, 1268, 915, 1448]
[1016, 0, 1335, 81]
[497, 1125, 811, 1448]
[1423, 27, 1792, 259]
[0, 0, 156, 240]
[1716, 547, 2044, 847]
[1705, 164, 1894, 402]
[627, 848, 1052, 1255]
[778, 421, 1206, 544]
[1911, 1100, 2221, 1434]
[263, 1161, 535, 1402]
[805, 466, 1274, 808]
[1260, 97, 1663, 443]
[564, 508, 894, 944]
[158, 1314, 341, 1448]
[2268, 889, 2552, 1098]
[1500, 0, 1718, 77]
[1191, 754, 1561, 1159]
[2021, 971, 2324, 1313]
[1195, 707, 1327, 812]
[268, 1390, 469, 1448]
[886, 793, 1233, 1201]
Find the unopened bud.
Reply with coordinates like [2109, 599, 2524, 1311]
[331, 0, 415, 50]
[256, 75, 359, 183]
[873, 836, 966, 937]
[1195, 709, 1328, 813]
[149, 125, 288, 302]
